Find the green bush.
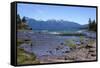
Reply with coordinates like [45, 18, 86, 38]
[17, 48, 39, 65]
[88, 39, 95, 45]
[65, 39, 76, 48]
[80, 36, 84, 42]
[17, 39, 24, 46]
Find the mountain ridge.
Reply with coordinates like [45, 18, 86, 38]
[24, 17, 85, 31]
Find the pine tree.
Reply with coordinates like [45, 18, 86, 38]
[88, 18, 92, 30]
[92, 20, 96, 31]
[17, 14, 21, 24]
[22, 16, 26, 23]
[88, 18, 97, 32]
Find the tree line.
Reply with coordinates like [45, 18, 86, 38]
[17, 14, 32, 30]
[88, 18, 97, 32]
[17, 14, 27, 24]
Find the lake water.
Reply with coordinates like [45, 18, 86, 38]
[18, 31, 84, 57]
[31, 29, 82, 33]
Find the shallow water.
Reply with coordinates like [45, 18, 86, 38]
[18, 31, 86, 57]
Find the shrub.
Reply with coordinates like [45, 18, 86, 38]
[17, 39, 24, 46]
[65, 39, 76, 48]
[17, 48, 39, 64]
[80, 36, 84, 42]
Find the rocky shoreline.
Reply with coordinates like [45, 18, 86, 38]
[37, 42, 96, 63]
[17, 31, 97, 64]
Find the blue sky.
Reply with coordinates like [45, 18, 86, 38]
[17, 3, 96, 25]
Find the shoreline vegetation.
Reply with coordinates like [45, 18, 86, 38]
[16, 14, 97, 64]
[17, 39, 40, 65]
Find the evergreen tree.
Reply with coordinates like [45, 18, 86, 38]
[88, 18, 97, 32]
[88, 18, 92, 30]
[92, 20, 96, 31]
[17, 14, 21, 24]
[22, 16, 26, 23]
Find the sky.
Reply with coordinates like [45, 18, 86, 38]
[17, 3, 96, 25]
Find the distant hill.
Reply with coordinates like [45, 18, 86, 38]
[25, 17, 86, 32]
[80, 24, 89, 29]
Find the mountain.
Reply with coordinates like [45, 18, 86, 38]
[25, 17, 83, 32]
[80, 24, 89, 29]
